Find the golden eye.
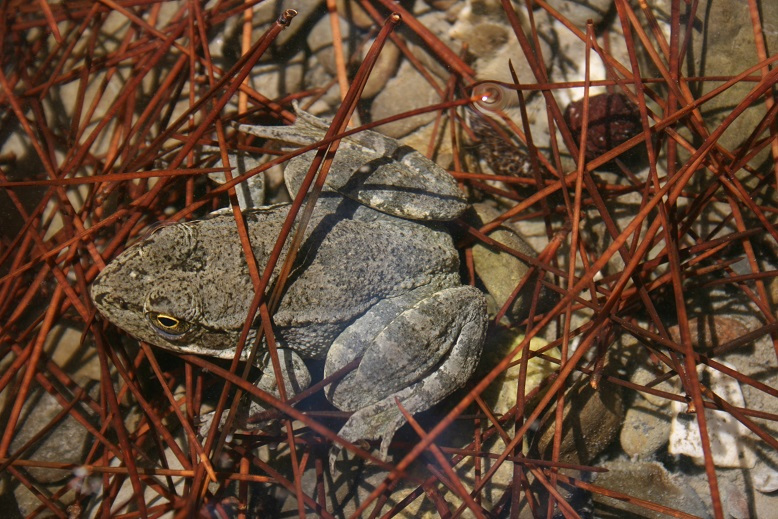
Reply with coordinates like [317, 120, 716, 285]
[155, 314, 180, 329]
[147, 312, 191, 338]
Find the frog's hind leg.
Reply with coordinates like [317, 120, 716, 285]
[324, 285, 487, 464]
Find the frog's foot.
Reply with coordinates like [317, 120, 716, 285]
[236, 102, 467, 221]
[325, 286, 487, 467]
[206, 148, 266, 210]
[198, 349, 311, 437]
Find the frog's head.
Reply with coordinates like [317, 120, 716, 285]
[91, 220, 257, 359]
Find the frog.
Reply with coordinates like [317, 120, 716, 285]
[90, 105, 489, 462]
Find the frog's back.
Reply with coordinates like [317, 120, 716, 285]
[271, 196, 461, 358]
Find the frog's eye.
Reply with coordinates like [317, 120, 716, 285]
[147, 312, 191, 339]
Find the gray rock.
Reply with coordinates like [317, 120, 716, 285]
[619, 402, 671, 459]
[10, 387, 97, 485]
[593, 460, 710, 518]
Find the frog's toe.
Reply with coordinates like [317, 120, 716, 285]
[197, 409, 240, 438]
[334, 391, 409, 460]
[328, 394, 408, 472]
[198, 411, 217, 438]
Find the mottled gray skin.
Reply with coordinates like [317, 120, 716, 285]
[91, 107, 488, 461]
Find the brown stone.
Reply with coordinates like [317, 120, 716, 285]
[668, 315, 749, 354]
[564, 93, 642, 163]
[534, 377, 624, 465]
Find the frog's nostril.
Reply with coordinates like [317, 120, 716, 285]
[92, 290, 130, 312]
[93, 291, 109, 307]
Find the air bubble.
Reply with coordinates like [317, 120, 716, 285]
[470, 82, 510, 112]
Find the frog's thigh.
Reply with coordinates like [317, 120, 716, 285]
[322, 290, 423, 392]
[326, 286, 487, 457]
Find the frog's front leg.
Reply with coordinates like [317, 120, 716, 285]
[199, 348, 311, 435]
[324, 285, 487, 462]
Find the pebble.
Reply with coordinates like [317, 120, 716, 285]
[668, 315, 750, 355]
[752, 463, 778, 494]
[449, 0, 553, 92]
[469, 202, 556, 323]
[44, 324, 103, 384]
[534, 377, 624, 466]
[668, 361, 754, 468]
[618, 363, 676, 458]
[724, 481, 751, 519]
[542, 0, 614, 28]
[335, 0, 374, 29]
[397, 118, 454, 168]
[619, 402, 671, 459]
[563, 93, 642, 163]
[629, 363, 679, 408]
[305, 9, 418, 102]
[370, 60, 442, 138]
[360, 37, 401, 99]
[247, 51, 306, 102]
[593, 460, 710, 519]
[404, 11, 463, 82]
[478, 327, 559, 416]
[303, 61, 343, 109]
[307, 14, 351, 77]
[10, 390, 94, 485]
[9, 387, 99, 515]
[683, 0, 777, 168]
[209, 0, 324, 61]
[263, 0, 324, 47]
